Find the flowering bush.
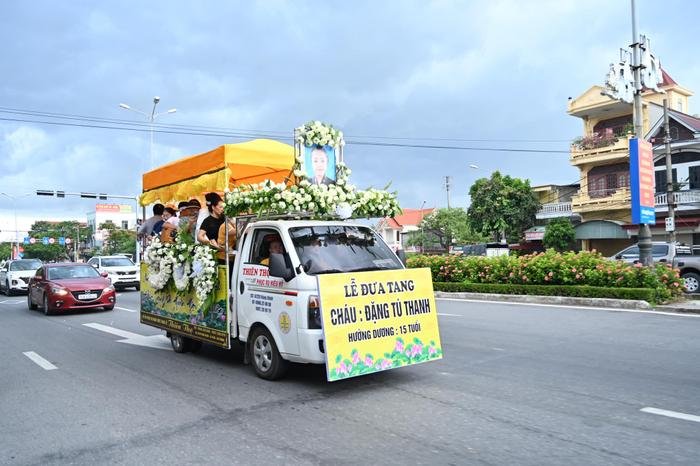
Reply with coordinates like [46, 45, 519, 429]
[571, 133, 619, 150]
[407, 250, 684, 301]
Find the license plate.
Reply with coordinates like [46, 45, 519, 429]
[78, 293, 98, 300]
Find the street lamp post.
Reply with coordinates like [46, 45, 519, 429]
[0, 192, 31, 259]
[119, 96, 177, 170]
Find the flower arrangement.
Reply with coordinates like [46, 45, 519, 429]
[143, 236, 175, 290]
[191, 244, 219, 304]
[143, 229, 219, 305]
[224, 121, 401, 219]
[295, 120, 345, 148]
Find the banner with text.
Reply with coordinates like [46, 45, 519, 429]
[318, 268, 443, 382]
[630, 137, 656, 224]
[140, 264, 230, 348]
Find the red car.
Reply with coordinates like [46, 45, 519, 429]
[28, 263, 116, 315]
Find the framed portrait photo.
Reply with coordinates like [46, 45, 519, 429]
[303, 145, 337, 186]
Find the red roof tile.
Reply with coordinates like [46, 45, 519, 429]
[383, 208, 435, 229]
[661, 68, 677, 87]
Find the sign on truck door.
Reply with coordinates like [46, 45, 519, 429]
[237, 227, 300, 356]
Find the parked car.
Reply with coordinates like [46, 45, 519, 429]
[28, 263, 116, 315]
[0, 259, 43, 295]
[673, 256, 700, 294]
[87, 255, 140, 291]
[609, 242, 692, 264]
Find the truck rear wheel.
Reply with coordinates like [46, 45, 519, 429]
[682, 272, 700, 293]
[249, 327, 288, 380]
[170, 334, 189, 353]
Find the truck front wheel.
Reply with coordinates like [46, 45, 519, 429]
[682, 272, 700, 293]
[249, 327, 288, 380]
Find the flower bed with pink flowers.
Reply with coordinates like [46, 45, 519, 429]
[407, 250, 684, 303]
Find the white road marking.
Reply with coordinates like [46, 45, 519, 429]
[437, 312, 461, 317]
[641, 407, 700, 423]
[0, 299, 24, 304]
[83, 323, 170, 350]
[436, 298, 700, 318]
[23, 351, 58, 370]
[115, 306, 137, 313]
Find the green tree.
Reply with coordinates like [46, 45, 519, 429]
[408, 208, 487, 252]
[0, 242, 12, 261]
[23, 221, 91, 262]
[543, 217, 576, 252]
[99, 222, 136, 256]
[467, 171, 540, 243]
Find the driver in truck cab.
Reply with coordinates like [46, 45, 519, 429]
[260, 235, 284, 266]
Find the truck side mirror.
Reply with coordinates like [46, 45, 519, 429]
[615, 254, 622, 260]
[269, 253, 295, 282]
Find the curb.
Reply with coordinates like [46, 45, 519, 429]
[434, 291, 700, 315]
[434, 291, 652, 310]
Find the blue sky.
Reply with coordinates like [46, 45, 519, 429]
[2, 0, 700, 236]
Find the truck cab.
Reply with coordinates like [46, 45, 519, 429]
[234, 219, 404, 379]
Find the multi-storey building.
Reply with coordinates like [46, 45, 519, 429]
[566, 69, 700, 255]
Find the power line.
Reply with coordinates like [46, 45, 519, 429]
[0, 106, 572, 154]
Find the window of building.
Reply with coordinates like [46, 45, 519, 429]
[655, 169, 678, 193]
[689, 166, 700, 190]
[121, 220, 129, 229]
[677, 99, 683, 111]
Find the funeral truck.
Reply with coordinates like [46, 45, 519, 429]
[140, 139, 442, 381]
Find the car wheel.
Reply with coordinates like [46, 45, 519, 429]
[43, 295, 53, 316]
[170, 334, 189, 353]
[27, 292, 37, 310]
[682, 272, 700, 293]
[6, 281, 13, 296]
[249, 327, 288, 380]
[134, 284, 140, 291]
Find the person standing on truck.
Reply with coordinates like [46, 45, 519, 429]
[138, 203, 164, 238]
[216, 217, 237, 265]
[197, 192, 225, 250]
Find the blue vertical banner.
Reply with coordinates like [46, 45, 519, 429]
[59, 237, 65, 245]
[23, 237, 30, 245]
[42, 237, 49, 245]
[629, 138, 656, 224]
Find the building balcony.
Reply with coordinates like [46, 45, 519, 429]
[571, 187, 631, 213]
[536, 202, 574, 219]
[654, 190, 700, 213]
[570, 137, 630, 167]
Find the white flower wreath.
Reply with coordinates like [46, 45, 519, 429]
[190, 244, 218, 304]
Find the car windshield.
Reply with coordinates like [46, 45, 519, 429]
[48, 266, 100, 280]
[288, 225, 402, 275]
[10, 260, 42, 271]
[101, 258, 134, 267]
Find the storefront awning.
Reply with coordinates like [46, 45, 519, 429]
[574, 220, 629, 239]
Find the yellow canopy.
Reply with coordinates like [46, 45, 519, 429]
[140, 139, 295, 206]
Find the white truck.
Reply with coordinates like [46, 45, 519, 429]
[141, 219, 406, 379]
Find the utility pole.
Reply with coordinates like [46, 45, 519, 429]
[631, 0, 653, 266]
[663, 98, 676, 243]
[445, 176, 451, 209]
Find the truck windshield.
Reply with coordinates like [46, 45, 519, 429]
[289, 225, 402, 275]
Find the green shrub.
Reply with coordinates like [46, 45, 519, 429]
[407, 250, 683, 301]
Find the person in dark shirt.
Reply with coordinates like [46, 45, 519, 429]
[197, 192, 225, 249]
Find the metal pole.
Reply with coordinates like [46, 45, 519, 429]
[663, 99, 676, 243]
[445, 176, 451, 209]
[13, 207, 18, 259]
[75, 226, 79, 262]
[631, 0, 653, 266]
